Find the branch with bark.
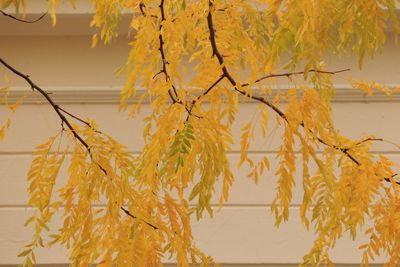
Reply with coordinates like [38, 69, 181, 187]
[156, 0, 180, 104]
[0, 57, 161, 229]
[0, 9, 46, 23]
[0, 58, 91, 153]
[203, 1, 399, 185]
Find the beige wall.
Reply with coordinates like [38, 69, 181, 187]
[1, 1, 400, 266]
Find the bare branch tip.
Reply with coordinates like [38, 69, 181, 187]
[0, 9, 47, 23]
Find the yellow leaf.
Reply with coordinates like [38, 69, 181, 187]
[91, 34, 98, 48]
[17, 249, 31, 257]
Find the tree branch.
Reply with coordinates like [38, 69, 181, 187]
[384, 174, 399, 184]
[0, 57, 92, 154]
[120, 206, 158, 230]
[0, 10, 46, 23]
[156, 0, 180, 104]
[354, 138, 384, 146]
[56, 105, 102, 134]
[206, 3, 236, 86]
[0, 58, 162, 225]
[206, 1, 357, 162]
[154, 0, 202, 119]
[241, 68, 351, 87]
[205, 2, 399, 185]
[187, 74, 224, 116]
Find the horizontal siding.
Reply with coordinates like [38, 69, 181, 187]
[1, 101, 399, 153]
[1, 34, 400, 87]
[0, 207, 386, 265]
[1, 153, 399, 207]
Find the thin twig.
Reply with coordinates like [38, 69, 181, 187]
[384, 174, 400, 185]
[354, 138, 384, 146]
[139, 2, 146, 16]
[0, 10, 47, 23]
[56, 106, 91, 127]
[192, 75, 224, 104]
[187, 75, 225, 118]
[120, 206, 158, 230]
[241, 68, 351, 87]
[353, 137, 400, 151]
[57, 105, 102, 134]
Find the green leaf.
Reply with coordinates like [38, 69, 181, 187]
[183, 138, 191, 148]
[180, 145, 188, 154]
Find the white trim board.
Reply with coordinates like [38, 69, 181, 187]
[8, 85, 400, 105]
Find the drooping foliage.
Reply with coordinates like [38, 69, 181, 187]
[1, 0, 400, 266]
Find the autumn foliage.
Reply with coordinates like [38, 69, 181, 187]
[1, 0, 400, 266]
